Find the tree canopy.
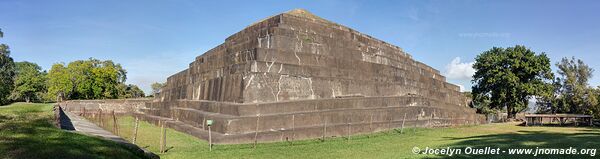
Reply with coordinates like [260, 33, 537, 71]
[471, 45, 554, 118]
[9, 62, 47, 102]
[151, 82, 165, 96]
[118, 84, 145, 99]
[538, 57, 599, 117]
[0, 28, 16, 105]
[47, 58, 141, 101]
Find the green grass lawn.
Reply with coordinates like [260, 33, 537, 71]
[4, 103, 600, 159]
[104, 115, 600, 159]
[0, 103, 148, 159]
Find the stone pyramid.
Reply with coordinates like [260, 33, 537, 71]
[141, 9, 485, 144]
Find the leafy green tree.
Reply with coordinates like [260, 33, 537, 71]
[472, 45, 554, 119]
[117, 84, 145, 98]
[47, 58, 128, 100]
[47, 63, 72, 101]
[127, 84, 145, 98]
[9, 62, 47, 102]
[151, 82, 165, 96]
[0, 28, 16, 105]
[67, 60, 94, 99]
[541, 57, 598, 117]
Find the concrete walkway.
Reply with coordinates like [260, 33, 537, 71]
[57, 107, 159, 159]
[62, 110, 129, 143]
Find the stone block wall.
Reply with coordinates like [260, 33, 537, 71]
[157, 9, 466, 107]
[59, 99, 151, 114]
[60, 9, 485, 144]
[139, 96, 485, 144]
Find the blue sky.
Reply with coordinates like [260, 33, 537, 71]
[1, 0, 599, 94]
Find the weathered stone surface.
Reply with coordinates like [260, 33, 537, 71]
[157, 9, 463, 105]
[60, 9, 485, 144]
[60, 99, 150, 114]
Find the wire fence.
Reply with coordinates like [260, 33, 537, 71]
[74, 107, 461, 152]
[78, 109, 171, 153]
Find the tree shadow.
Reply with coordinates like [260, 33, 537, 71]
[431, 128, 600, 158]
[0, 114, 12, 122]
[0, 108, 148, 159]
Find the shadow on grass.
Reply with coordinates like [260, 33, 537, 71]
[0, 114, 12, 122]
[433, 128, 600, 159]
[0, 105, 148, 159]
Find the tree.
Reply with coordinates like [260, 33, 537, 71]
[47, 63, 72, 101]
[151, 82, 165, 96]
[117, 83, 145, 99]
[9, 62, 47, 102]
[541, 57, 598, 117]
[471, 45, 554, 119]
[0, 28, 16, 105]
[128, 84, 145, 98]
[47, 58, 128, 100]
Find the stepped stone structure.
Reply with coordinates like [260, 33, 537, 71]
[60, 9, 485, 144]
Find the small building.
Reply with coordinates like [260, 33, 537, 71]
[524, 114, 593, 126]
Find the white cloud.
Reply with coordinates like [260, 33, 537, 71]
[445, 57, 475, 80]
[456, 84, 465, 92]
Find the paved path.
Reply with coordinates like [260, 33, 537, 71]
[62, 110, 129, 143]
[57, 107, 159, 158]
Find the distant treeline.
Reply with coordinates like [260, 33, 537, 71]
[0, 28, 144, 104]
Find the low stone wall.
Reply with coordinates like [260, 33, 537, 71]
[60, 96, 486, 144]
[59, 98, 151, 114]
[141, 96, 486, 144]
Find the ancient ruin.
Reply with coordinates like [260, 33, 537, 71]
[61, 9, 485, 144]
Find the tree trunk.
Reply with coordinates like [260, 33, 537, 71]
[507, 105, 515, 119]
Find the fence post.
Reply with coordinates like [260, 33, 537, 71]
[132, 117, 139, 144]
[163, 122, 167, 153]
[414, 115, 419, 133]
[112, 110, 118, 135]
[346, 117, 351, 140]
[159, 120, 163, 153]
[384, 113, 389, 133]
[450, 114, 454, 126]
[99, 110, 104, 128]
[253, 115, 260, 149]
[291, 115, 295, 143]
[97, 110, 100, 127]
[401, 113, 406, 134]
[159, 121, 167, 153]
[450, 113, 455, 126]
[208, 125, 212, 151]
[369, 112, 373, 137]
[428, 113, 433, 128]
[202, 117, 206, 130]
[347, 123, 351, 140]
[432, 109, 436, 126]
[322, 119, 327, 142]
[388, 113, 392, 132]
[280, 129, 284, 142]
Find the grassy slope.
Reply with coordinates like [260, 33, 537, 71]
[0, 103, 147, 159]
[109, 116, 600, 159]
